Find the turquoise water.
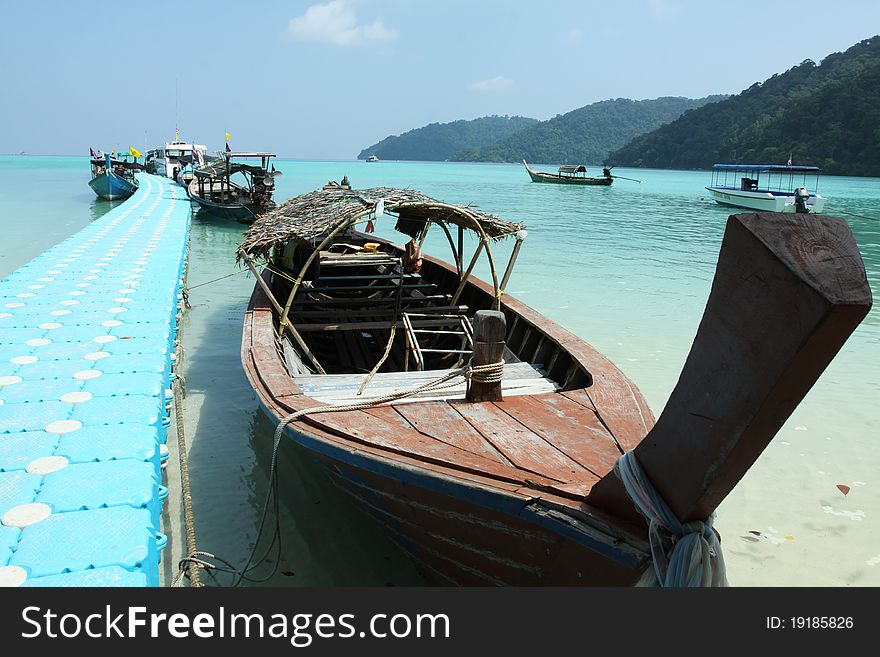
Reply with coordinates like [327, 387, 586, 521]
[2, 156, 878, 586]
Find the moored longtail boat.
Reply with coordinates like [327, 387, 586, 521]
[523, 160, 613, 186]
[238, 185, 871, 586]
[88, 151, 140, 200]
[187, 151, 278, 223]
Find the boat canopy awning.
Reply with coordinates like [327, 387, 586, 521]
[226, 152, 275, 158]
[237, 186, 525, 261]
[193, 161, 269, 179]
[712, 164, 820, 173]
[91, 157, 141, 170]
[177, 153, 223, 168]
[178, 153, 221, 166]
[558, 165, 587, 174]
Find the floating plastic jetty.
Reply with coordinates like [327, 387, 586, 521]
[0, 173, 189, 587]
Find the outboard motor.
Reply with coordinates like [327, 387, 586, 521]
[794, 187, 810, 213]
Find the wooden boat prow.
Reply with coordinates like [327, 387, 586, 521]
[239, 189, 871, 585]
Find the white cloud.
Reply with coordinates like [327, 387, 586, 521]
[468, 76, 514, 92]
[288, 0, 398, 47]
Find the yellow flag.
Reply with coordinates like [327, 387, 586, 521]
[225, 132, 231, 142]
[130, 146, 141, 159]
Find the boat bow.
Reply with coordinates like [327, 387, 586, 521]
[590, 212, 872, 524]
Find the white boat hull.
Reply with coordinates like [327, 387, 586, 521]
[706, 187, 826, 213]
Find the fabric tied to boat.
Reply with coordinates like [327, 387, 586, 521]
[614, 450, 728, 587]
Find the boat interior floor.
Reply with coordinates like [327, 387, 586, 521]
[288, 362, 623, 486]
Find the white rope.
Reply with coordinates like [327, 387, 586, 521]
[357, 323, 397, 396]
[615, 450, 728, 587]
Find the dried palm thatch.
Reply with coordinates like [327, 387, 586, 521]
[237, 186, 524, 262]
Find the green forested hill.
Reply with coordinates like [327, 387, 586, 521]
[607, 37, 880, 175]
[453, 96, 725, 164]
[357, 116, 539, 161]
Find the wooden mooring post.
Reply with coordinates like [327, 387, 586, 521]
[467, 310, 506, 402]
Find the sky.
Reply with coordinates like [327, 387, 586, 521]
[1, 0, 878, 159]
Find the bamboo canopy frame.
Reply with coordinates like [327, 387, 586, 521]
[237, 187, 527, 335]
[237, 187, 524, 258]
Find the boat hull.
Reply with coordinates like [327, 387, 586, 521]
[88, 172, 137, 200]
[267, 402, 646, 585]
[189, 196, 274, 223]
[187, 178, 275, 223]
[706, 187, 826, 213]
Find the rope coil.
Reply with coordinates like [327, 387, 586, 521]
[614, 450, 728, 587]
[468, 361, 504, 384]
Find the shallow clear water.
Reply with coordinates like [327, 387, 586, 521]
[2, 156, 878, 586]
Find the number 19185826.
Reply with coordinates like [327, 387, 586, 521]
[766, 616, 854, 630]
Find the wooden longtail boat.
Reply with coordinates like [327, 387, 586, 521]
[187, 152, 278, 223]
[88, 152, 141, 200]
[238, 185, 871, 586]
[523, 160, 613, 186]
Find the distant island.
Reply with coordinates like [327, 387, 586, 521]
[357, 116, 538, 162]
[608, 36, 880, 176]
[454, 96, 726, 165]
[357, 97, 725, 165]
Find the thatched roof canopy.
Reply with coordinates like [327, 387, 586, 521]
[237, 186, 524, 261]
